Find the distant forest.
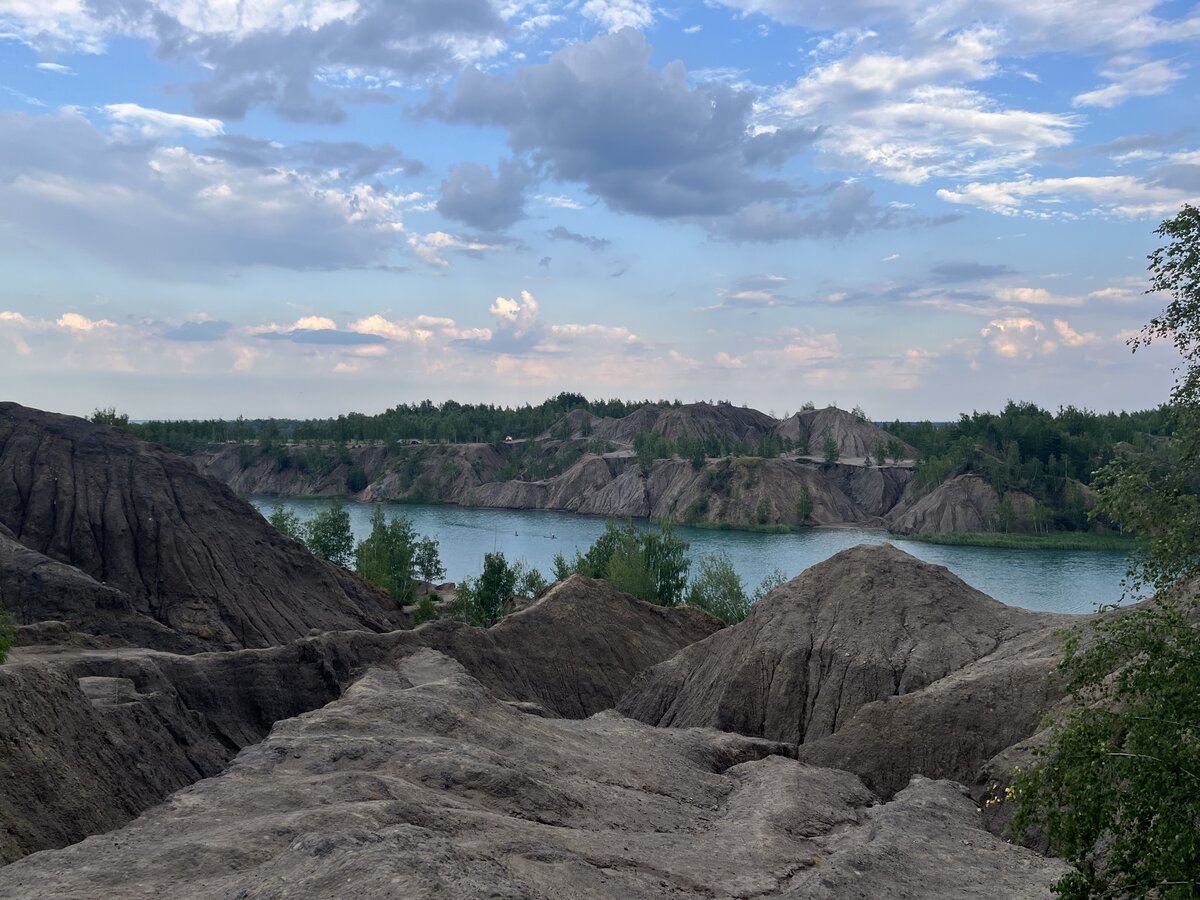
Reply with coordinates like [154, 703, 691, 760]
[125, 393, 658, 453]
[889, 402, 1175, 531]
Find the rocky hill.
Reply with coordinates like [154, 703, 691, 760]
[776, 406, 918, 460]
[619, 543, 1067, 794]
[0, 403, 404, 650]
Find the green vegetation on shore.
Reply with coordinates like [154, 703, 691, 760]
[1009, 205, 1200, 897]
[899, 531, 1136, 552]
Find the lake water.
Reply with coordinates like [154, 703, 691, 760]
[249, 496, 1136, 615]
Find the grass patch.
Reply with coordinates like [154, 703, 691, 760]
[897, 531, 1137, 552]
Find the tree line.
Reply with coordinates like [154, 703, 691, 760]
[266, 502, 783, 630]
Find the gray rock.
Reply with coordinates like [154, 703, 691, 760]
[0, 650, 1067, 899]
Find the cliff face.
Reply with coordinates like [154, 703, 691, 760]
[886, 473, 1000, 533]
[0, 403, 404, 650]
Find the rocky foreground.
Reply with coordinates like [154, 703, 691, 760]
[0, 404, 1082, 896]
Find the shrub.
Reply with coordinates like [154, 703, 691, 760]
[685, 552, 749, 624]
[411, 593, 439, 625]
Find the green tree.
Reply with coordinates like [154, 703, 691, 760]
[751, 568, 788, 602]
[795, 484, 813, 524]
[456, 551, 518, 626]
[1011, 205, 1200, 897]
[90, 406, 130, 427]
[414, 536, 446, 584]
[685, 551, 749, 624]
[267, 501, 306, 543]
[353, 505, 417, 600]
[822, 431, 840, 465]
[305, 498, 354, 568]
[511, 559, 548, 598]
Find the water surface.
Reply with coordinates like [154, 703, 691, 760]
[250, 496, 1135, 615]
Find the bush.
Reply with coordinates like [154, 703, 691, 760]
[553, 519, 690, 607]
[267, 501, 305, 543]
[411, 593, 439, 625]
[685, 552, 749, 624]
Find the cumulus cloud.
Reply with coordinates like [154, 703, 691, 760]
[981, 316, 1053, 358]
[0, 108, 410, 273]
[1053, 318, 1102, 347]
[57, 312, 114, 331]
[435, 29, 885, 239]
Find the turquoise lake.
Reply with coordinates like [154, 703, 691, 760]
[249, 496, 1137, 615]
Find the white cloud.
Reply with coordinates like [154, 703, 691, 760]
[103, 103, 224, 138]
[994, 286, 1083, 307]
[1053, 318, 1102, 347]
[980, 316, 1053, 358]
[406, 231, 502, 267]
[765, 30, 1077, 183]
[937, 174, 1198, 218]
[57, 312, 114, 331]
[580, 0, 654, 31]
[1073, 59, 1183, 108]
[35, 62, 73, 74]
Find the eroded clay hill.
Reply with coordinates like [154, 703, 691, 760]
[0, 403, 403, 650]
[775, 406, 918, 460]
[0, 575, 717, 864]
[619, 543, 1068, 793]
[0, 647, 1068, 899]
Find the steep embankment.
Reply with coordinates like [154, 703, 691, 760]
[619, 543, 1069, 795]
[0, 403, 403, 650]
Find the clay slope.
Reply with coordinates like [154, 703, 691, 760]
[776, 406, 918, 460]
[0, 575, 717, 863]
[0, 648, 1067, 898]
[0, 403, 403, 650]
[420, 574, 723, 717]
[886, 473, 1000, 533]
[619, 544, 1064, 756]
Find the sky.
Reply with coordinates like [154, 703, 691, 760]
[0, 0, 1197, 421]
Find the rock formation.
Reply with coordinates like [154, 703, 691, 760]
[775, 406, 918, 460]
[619, 544, 1067, 793]
[0, 402, 404, 650]
[0, 647, 1068, 898]
[886, 473, 1002, 533]
[419, 574, 723, 717]
[0, 574, 717, 864]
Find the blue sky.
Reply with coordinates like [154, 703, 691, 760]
[0, 0, 1197, 419]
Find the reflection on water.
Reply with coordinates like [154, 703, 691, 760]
[249, 496, 1135, 615]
